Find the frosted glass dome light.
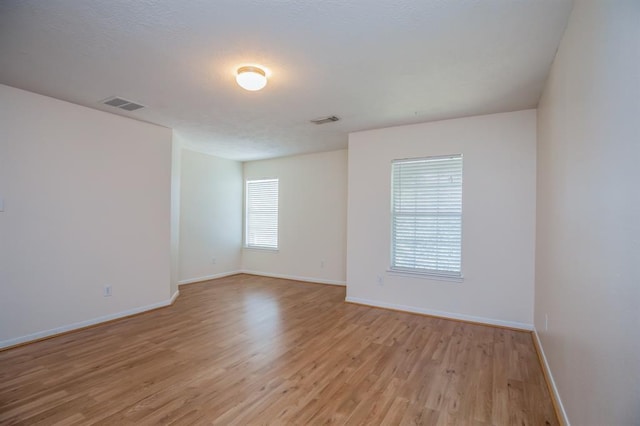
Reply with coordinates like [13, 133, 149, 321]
[236, 66, 267, 91]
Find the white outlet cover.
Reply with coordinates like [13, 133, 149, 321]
[545, 313, 548, 331]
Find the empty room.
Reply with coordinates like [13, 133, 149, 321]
[0, 0, 638, 424]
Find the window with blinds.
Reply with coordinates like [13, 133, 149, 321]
[245, 178, 279, 249]
[391, 155, 463, 278]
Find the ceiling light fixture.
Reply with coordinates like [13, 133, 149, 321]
[236, 66, 267, 91]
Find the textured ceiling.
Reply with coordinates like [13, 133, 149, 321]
[0, 0, 572, 161]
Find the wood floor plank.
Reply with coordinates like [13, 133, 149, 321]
[0, 274, 558, 425]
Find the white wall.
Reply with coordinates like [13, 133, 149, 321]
[0, 85, 173, 347]
[347, 110, 536, 328]
[170, 133, 182, 297]
[535, 1, 640, 424]
[242, 150, 348, 285]
[178, 149, 243, 283]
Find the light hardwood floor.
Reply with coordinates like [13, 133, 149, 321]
[0, 274, 557, 425]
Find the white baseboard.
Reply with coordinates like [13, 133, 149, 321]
[0, 294, 179, 350]
[178, 270, 243, 286]
[533, 329, 570, 425]
[240, 270, 346, 286]
[344, 296, 533, 331]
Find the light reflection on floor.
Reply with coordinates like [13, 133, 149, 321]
[242, 292, 283, 357]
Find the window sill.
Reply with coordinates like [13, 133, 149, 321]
[386, 269, 464, 283]
[243, 246, 279, 252]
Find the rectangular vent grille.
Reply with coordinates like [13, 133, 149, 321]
[310, 115, 339, 125]
[101, 97, 145, 111]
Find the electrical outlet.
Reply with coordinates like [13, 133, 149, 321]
[103, 285, 112, 297]
[211, 257, 216, 265]
[320, 259, 325, 268]
[545, 313, 548, 331]
[376, 275, 384, 286]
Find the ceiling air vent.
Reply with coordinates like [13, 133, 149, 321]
[310, 115, 339, 125]
[101, 96, 145, 111]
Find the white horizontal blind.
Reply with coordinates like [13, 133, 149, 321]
[246, 178, 279, 249]
[391, 155, 463, 277]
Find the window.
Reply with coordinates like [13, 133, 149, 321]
[391, 155, 463, 278]
[245, 178, 279, 249]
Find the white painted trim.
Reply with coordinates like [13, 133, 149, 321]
[344, 296, 533, 330]
[533, 329, 570, 425]
[0, 296, 176, 350]
[387, 269, 464, 283]
[170, 289, 180, 304]
[242, 246, 279, 252]
[178, 270, 243, 286]
[241, 270, 346, 286]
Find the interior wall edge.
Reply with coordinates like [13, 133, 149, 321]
[532, 329, 570, 425]
[345, 296, 533, 331]
[240, 270, 346, 287]
[178, 271, 244, 286]
[0, 293, 180, 351]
